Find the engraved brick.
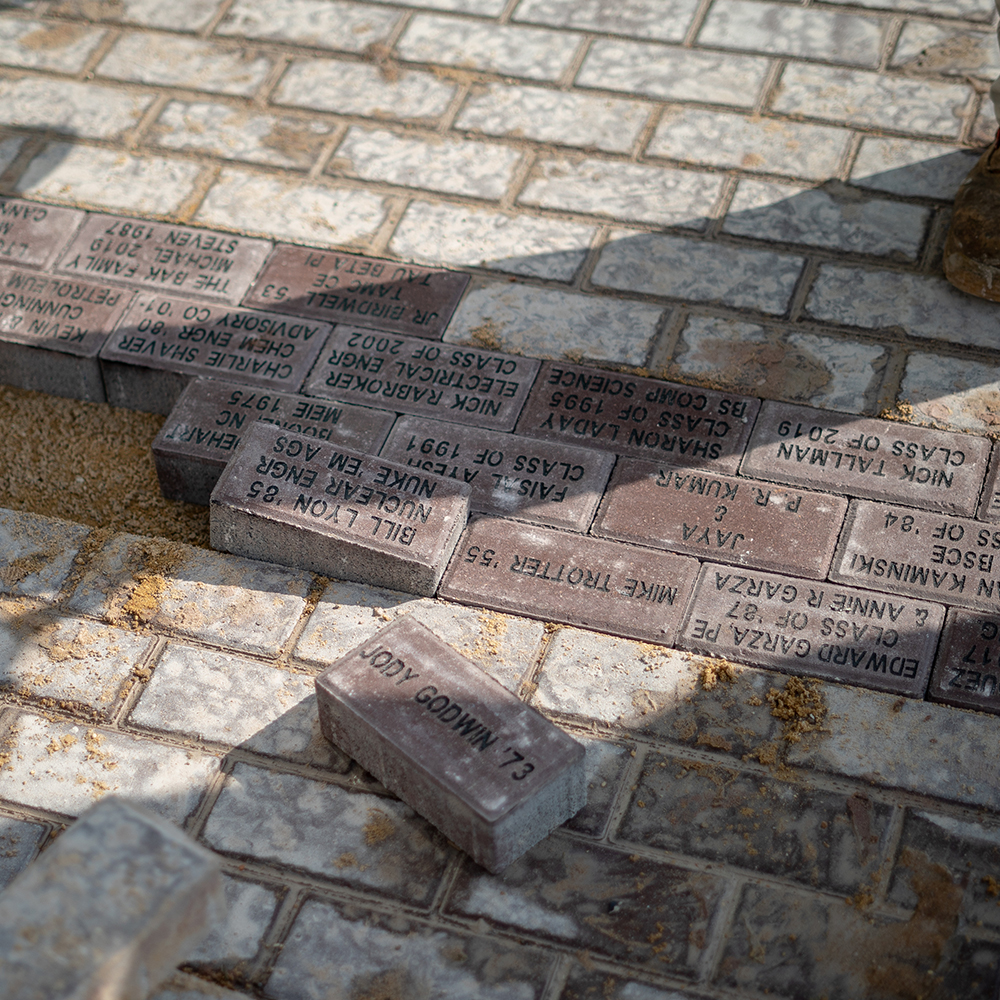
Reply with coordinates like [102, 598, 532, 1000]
[0, 198, 84, 270]
[831, 500, 1000, 614]
[302, 326, 538, 431]
[55, 214, 271, 304]
[740, 401, 989, 515]
[929, 609, 1000, 714]
[515, 361, 759, 473]
[678, 562, 943, 696]
[315, 616, 585, 872]
[100, 293, 332, 415]
[243, 244, 469, 340]
[379, 415, 614, 530]
[210, 422, 470, 596]
[153, 377, 395, 504]
[0, 797, 224, 1000]
[593, 458, 847, 578]
[0, 264, 132, 402]
[977, 443, 1000, 521]
[440, 517, 700, 645]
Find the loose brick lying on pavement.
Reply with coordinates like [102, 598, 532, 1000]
[243, 244, 469, 340]
[202, 760, 452, 904]
[440, 517, 700, 645]
[0, 709, 221, 823]
[740, 401, 990, 515]
[0, 197, 84, 270]
[831, 500, 1000, 613]
[591, 230, 806, 316]
[267, 896, 553, 1000]
[67, 532, 311, 656]
[592, 458, 847, 578]
[55, 214, 271, 305]
[153, 377, 395, 505]
[0, 509, 90, 601]
[0, 605, 153, 717]
[100, 292, 333, 415]
[211, 422, 470, 596]
[379, 414, 614, 531]
[618, 749, 892, 892]
[516, 360, 759, 473]
[302, 326, 539, 431]
[678, 562, 944, 696]
[0, 265, 132, 402]
[315, 616, 586, 872]
[0, 796, 224, 1000]
[928, 609, 1000, 714]
[444, 832, 724, 969]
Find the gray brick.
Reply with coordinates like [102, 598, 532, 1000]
[294, 578, 546, 694]
[202, 761, 452, 904]
[456, 83, 650, 152]
[54, 0, 224, 30]
[216, 0, 400, 51]
[648, 108, 850, 181]
[390, 201, 595, 281]
[560, 966, 709, 1000]
[332, 127, 521, 200]
[699, 0, 883, 66]
[0, 817, 45, 891]
[443, 281, 665, 364]
[16, 144, 202, 215]
[0, 77, 154, 139]
[772, 64, 971, 137]
[366, 0, 506, 11]
[267, 897, 552, 1000]
[578, 39, 770, 108]
[186, 874, 278, 968]
[195, 168, 389, 248]
[974, 95, 997, 144]
[0, 509, 89, 601]
[0, 19, 107, 71]
[592, 231, 805, 315]
[0, 607, 152, 717]
[445, 833, 724, 970]
[564, 736, 631, 837]
[805, 264, 999, 348]
[723, 180, 930, 259]
[519, 157, 722, 227]
[513, 0, 701, 43]
[619, 749, 891, 892]
[718, 882, 999, 999]
[891, 21, 1000, 79]
[815, 0, 994, 17]
[152, 975, 249, 1000]
[0, 135, 24, 175]
[97, 32, 273, 96]
[66, 533, 311, 657]
[149, 101, 334, 170]
[397, 14, 581, 81]
[672, 316, 887, 413]
[0, 710, 220, 823]
[274, 59, 456, 121]
[274, 59, 456, 119]
[851, 138, 978, 199]
[897, 351, 1000, 435]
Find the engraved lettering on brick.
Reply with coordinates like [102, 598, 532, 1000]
[0, 198, 84, 270]
[440, 518, 700, 645]
[593, 458, 847, 579]
[741, 401, 989, 515]
[680, 562, 943, 696]
[244, 244, 469, 339]
[56, 215, 271, 303]
[380, 415, 613, 530]
[515, 361, 759, 473]
[302, 327, 539, 431]
[929, 610, 1000, 714]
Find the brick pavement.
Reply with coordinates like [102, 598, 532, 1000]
[3, 0, 1000, 996]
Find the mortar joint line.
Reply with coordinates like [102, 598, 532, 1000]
[683, 0, 715, 48]
[574, 222, 614, 292]
[78, 23, 121, 80]
[754, 58, 786, 117]
[703, 172, 739, 239]
[202, 0, 239, 39]
[877, 15, 905, 75]
[436, 78, 473, 134]
[500, 147, 537, 211]
[383, 7, 414, 52]
[538, 953, 574, 1000]
[836, 128, 864, 184]
[245, 883, 310, 987]
[254, 53, 292, 109]
[697, 875, 745, 985]
[367, 193, 410, 256]
[644, 304, 691, 376]
[632, 101, 666, 162]
[498, 0, 522, 25]
[784, 255, 820, 322]
[173, 159, 222, 224]
[108, 633, 168, 728]
[127, 91, 171, 151]
[558, 34, 594, 90]
[871, 802, 907, 906]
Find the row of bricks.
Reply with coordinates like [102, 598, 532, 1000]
[4, 2, 1000, 84]
[4, 516, 1000, 997]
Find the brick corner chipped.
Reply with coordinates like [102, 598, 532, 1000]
[210, 421, 470, 596]
[314, 616, 586, 873]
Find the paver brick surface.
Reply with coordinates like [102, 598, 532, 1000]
[0, 509, 90, 601]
